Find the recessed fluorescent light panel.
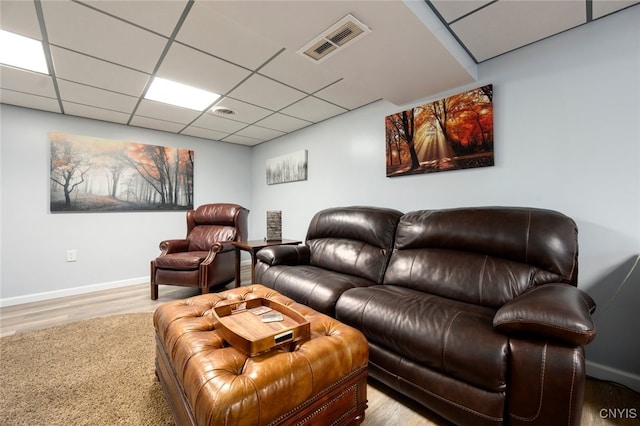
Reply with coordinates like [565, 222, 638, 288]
[145, 77, 220, 111]
[0, 30, 49, 74]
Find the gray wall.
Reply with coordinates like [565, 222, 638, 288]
[0, 106, 251, 302]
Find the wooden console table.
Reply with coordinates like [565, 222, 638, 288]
[232, 239, 302, 286]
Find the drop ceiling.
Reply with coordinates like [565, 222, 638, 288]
[1, 0, 637, 146]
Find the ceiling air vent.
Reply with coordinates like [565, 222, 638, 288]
[211, 107, 236, 117]
[298, 14, 371, 63]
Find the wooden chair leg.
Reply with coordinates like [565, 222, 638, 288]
[151, 283, 158, 300]
[150, 262, 158, 300]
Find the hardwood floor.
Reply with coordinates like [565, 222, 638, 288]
[1, 270, 638, 425]
[0, 281, 206, 337]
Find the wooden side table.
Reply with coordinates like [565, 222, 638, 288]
[232, 239, 302, 286]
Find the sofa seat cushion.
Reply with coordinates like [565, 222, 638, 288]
[154, 251, 208, 270]
[336, 285, 508, 392]
[255, 264, 375, 317]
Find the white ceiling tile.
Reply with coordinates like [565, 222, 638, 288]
[135, 99, 202, 125]
[236, 125, 285, 141]
[191, 113, 248, 134]
[0, 66, 56, 97]
[130, 115, 185, 133]
[281, 96, 347, 123]
[222, 134, 263, 146]
[305, 1, 476, 106]
[42, 0, 167, 73]
[0, 0, 41, 39]
[314, 79, 380, 110]
[63, 101, 129, 124]
[80, 0, 188, 37]
[197, 0, 352, 53]
[177, 1, 283, 70]
[254, 113, 312, 133]
[592, 1, 639, 19]
[57, 80, 138, 113]
[258, 49, 341, 94]
[430, 1, 493, 23]
[227, 74, 306, 111]
[51, 47, 149, 97]
[1, 89, 61, 113]
[181, 126, 229, 141]
[157, 42, 252, 96]
[451, 1, 586, 62]
[211, 97, 272, 124]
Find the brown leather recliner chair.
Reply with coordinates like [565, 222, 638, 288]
[150, 203, 249, 300]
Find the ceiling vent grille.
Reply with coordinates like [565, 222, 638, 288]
[298, 14, 371, 63]
[211, 107, 236, 117]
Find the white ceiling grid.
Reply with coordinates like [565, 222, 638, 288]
[0, 0, 637, 146]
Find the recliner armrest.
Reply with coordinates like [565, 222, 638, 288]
[493, 283, 596, 346]
[213, 241, 235, 253]
[159, 239, 190, 255]
[256, 245, 311, 266]
[201, 241, 235, 265]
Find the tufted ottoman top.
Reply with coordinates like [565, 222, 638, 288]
[153, 284, 369, 425]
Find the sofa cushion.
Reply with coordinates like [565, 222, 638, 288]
[188, 225, 236, 251]
[384, 207, 579, 309]
[254, 264, 375, 317]
[336, 285, 508, 392]
[305, 206, 402, 284]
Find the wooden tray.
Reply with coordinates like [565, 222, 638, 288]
[211, 298, 310, 356]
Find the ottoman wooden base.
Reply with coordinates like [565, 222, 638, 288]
[154, 285, 368, 425]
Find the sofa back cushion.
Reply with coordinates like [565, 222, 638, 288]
[384, 207, 578, 309]
[306, 206, 403, 284]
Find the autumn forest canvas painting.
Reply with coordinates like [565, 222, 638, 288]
[386, 85, 493, 177]
[50, 133, 194, 212]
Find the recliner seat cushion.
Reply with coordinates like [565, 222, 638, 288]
[336, 285, 508, 392]
[154, 251, 208, 270]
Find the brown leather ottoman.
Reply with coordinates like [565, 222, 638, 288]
[153, 284, 368, 425]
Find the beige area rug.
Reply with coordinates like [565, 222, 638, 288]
[0, 313, 173, 426]
[0, 312, 440, 426]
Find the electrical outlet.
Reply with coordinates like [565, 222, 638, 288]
[66, 249, 77, 262]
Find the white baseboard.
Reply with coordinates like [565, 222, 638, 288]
[0, 259, 254, 308]
[586, 360, 640, 393]
[0, 276, 149, 308]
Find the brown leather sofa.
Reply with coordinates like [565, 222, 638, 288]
[255, 206, 597, 426]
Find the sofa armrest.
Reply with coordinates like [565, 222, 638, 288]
[493, 284, 596, 346]
[256, 245, 311, 266]
[159, 239, 189, 255]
